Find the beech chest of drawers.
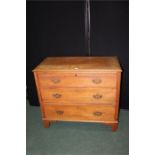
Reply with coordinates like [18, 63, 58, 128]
[33, 57, 122, 131]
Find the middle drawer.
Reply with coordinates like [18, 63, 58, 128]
[40, 88, 116, 104]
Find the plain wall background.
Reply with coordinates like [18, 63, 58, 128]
[26, 0, 129, 109]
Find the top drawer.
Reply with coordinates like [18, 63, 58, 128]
[37, 72, 117, 88]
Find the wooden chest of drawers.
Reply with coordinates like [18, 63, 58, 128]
[33, 57, 122, 131]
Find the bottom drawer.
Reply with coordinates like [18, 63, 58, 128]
[44, 105, 115, 122]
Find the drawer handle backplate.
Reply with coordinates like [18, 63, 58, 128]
[52, 93, 62, 98]
[93, 94, 102, 99]
[92, 79, 102, 84]
[51, 79, 60, 84]
[56, 110, 64, 115]
[93, 111, 103, 116]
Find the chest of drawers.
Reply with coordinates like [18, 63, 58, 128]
[33, 57, 122, 131]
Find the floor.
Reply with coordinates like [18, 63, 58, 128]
[26, 103, 129, 155]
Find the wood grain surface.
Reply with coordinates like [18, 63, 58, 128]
[44, 105, 115, 122]
[33, 57, 122, 72]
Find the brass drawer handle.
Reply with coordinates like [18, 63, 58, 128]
[93, 94, 102, 99]
[52, 93, 62, 98]
[92, 79, 102, 84]
[56, 110, 64, 115]
[51, 79, 60, 84]
[93, 111, 102, 116]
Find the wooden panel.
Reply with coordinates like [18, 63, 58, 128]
[44, 105, 115, 121]
[40, 88, 116, 104]
[38, 72, 116, 88]
[33, 57, 122, 72]
[114, 72, 122, 120]
[33, 72, 45, 118]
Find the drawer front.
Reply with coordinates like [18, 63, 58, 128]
[40, 88, 116, 104]
[37, 72, 116, 88]
[44, 105, 115, 121]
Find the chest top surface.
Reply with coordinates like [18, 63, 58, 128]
[33, 57, 122, 72]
